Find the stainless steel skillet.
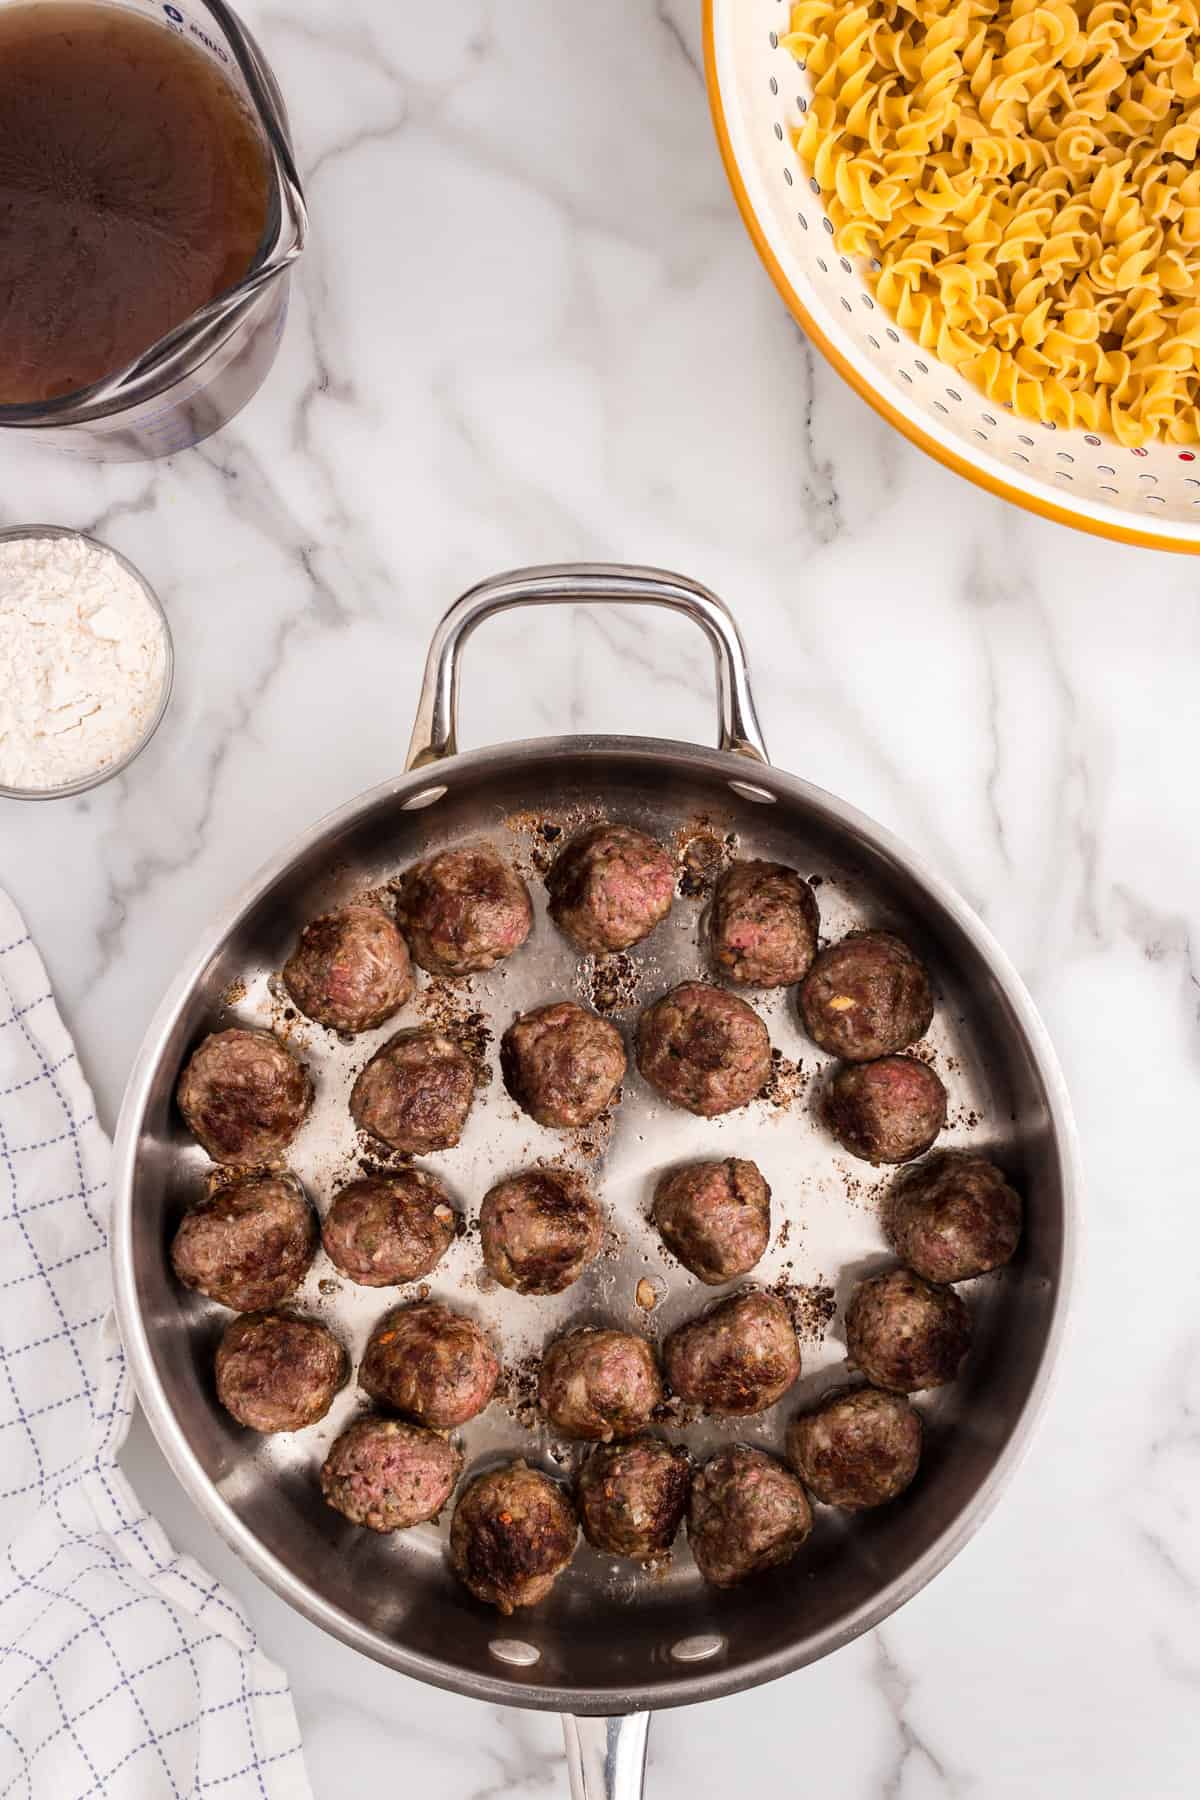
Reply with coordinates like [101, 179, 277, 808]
[112, 565, 1079, 1799]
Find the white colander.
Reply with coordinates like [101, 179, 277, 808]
[705, 0, 1200, 553]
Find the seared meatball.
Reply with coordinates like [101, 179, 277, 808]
[215, 1312, 346, 1434]
[177, 1028, 312, 1166]
[397, 844, 532, 976]
[349, 1028, 475, 1154]
[546, 822, 674, 953]
[799, 930, 933, 1061]
[360, 1301, 499, 1428]
[653, 1158, 771, 1285]
[846, 1268, 971, 1393]
[826, 1055, 946, 1165]
[321, 1171, 457, 1287]
[786, 1387, 922, 1509]
[479, 1168, 602, 1296]
[664, 1289, 801, 1417]
[577, 1437, 691, 1561]
[500, 1001, 626, 1129]
[538, 1329, 663, 1442]
[709, 860, 819, 987]
[320, 1416, 462, 1532]
[636, 982, 771, 1118]
[171, 1172, 317, 1312]
[687, 1446, 812, 1588]
[282, 903, 412, 1034]
[450, 1462, 578, 1614]
[888, 1154, 1022, 1284]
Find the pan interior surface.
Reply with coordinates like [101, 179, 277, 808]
[118, 739, 1072, 1711]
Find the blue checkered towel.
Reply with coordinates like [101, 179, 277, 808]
[0, 891, 311, 1799]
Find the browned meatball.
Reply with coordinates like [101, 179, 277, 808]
[170, 1172, 317, 1312]
[846, 1268, 971, 1393]
[282, 903, 413, 1033]
[500, 1001, 626, 1129]
[359, 1301, 499, 1428]
[215, 1312, 346, 1434]
[349, 1028, 475, 1154]
[321, 1171, 457, 1287]
[397, 844, 532, 976]
[320, 1416, 462, 1532]
[888, 1154, 1023, 1284]
[827, 1056, 946, 1165]
[177, 1029, 312, 1166]
[546, 822, 675, 953]
[479, 1168, 602, 1296]
[687, 1446, 812, 1588]
[450, 1462, 578, 1614]
[636, 982, 771, 1118]
[709, 860, 820, 987]
[538, 1329, 663, 1442]
[653, 1158, 771, 1285]
[799, 931, 933, 1061]
[786, 1387, 922, 1509]
[664, 1289, 801, 1417]
[577, 1437, 691, 1560]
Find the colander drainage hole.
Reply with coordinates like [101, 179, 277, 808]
[671, 1635, 726, 1664]
[490, 1639, 540, 1667]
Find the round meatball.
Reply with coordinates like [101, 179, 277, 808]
[349, 1028, 475, 1154]
[321, 1171, 457, 1287]
[653, 1158, 771, 1285]
[282, 903, 412, 1033]
[500, 1001, 626, 1129]
[786, 1387, 922, 1509]
[320, 1415, 462, 1532]
[846, 1268, 971, 1393]
[360, 1301, 499, 1428]
[636, 982, 771, 1118]
[709, 860, 819, 987]
[826, 1056, 947, 1165]
[546, 822, 674, 953]
[397, 844, 532, 976]
[215, 1312, 346, 1434]
[538, 1329, 663, 1442]
[577, 1437, 691, 1561]
[664, 1289, 801, 1417]
[170, 1172, 317, 1312]
[687, 1446, 812, 1588]
[177, 1028, 312, 1166]
[888, 1154, 1023, 1284]
[450, 1462, 578, 1614]
[479, 1168, 602, 1296]
[799, 931, 933, 1062]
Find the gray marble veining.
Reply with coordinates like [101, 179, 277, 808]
[3, 1, 1199, 1794]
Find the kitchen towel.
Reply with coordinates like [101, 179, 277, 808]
[0, 888, 311, 1800]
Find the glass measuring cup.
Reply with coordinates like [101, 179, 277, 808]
[0, 0, 307, 462]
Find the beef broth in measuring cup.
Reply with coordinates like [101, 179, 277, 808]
[0, 0, 305, 457]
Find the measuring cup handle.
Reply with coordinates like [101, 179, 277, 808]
[404, 563, 770, 770]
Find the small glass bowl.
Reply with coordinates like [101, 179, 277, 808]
[0, 524, 175, 802]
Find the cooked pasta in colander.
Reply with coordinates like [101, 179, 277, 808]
[783, 0, 1200, 446]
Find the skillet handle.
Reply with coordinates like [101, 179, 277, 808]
[404, 563, 769, 770]
[563, 1713, 650, 1800]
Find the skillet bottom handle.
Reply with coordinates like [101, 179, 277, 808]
[563, 1713, 650, 1800]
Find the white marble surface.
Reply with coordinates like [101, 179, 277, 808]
[3, 1, 1200, 1794]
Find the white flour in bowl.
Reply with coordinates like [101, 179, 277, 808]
[0, 533, 169, 793]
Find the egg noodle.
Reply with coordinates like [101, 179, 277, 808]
[784, 0, 1200, 445]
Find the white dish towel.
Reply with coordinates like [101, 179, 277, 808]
[0, 889, 311, 1800]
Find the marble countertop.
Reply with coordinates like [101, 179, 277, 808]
[3, 1, 1199, 1794]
